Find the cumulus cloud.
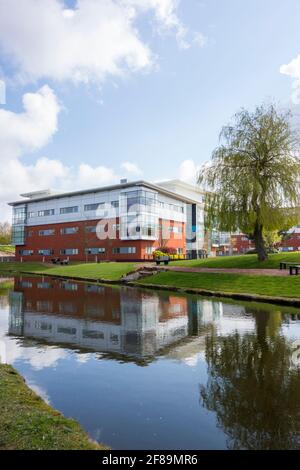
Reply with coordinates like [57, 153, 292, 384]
[177, 159, 201, 184]
[0, 85, 60, 158]
[0, 0, 204, 85]
[121, 161, 143, 176]
[0, 86, 142, 222]
[280, 55, 300, 104]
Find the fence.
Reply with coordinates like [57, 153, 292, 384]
[0, 256, 15, 263]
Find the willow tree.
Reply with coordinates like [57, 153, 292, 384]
[199, 104, 300, 261]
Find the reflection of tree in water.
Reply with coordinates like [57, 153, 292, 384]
[200, 310, 300, 449]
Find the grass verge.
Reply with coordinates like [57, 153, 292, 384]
[170, 252, 300, 269]
[0, 365, 106, 450]
[0, 262, 137, 281]
[138, 271, 300, 299]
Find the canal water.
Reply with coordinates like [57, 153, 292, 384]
[0, 275, 300, 450]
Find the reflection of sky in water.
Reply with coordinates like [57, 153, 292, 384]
[0, 277, 300, 450]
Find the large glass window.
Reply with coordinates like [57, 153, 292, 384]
[120, 189, 158, 240]
[12, 226, 25, 245]
[13, 206, 26, 225]
[123, 190, 157, 213]
[121, 214, 157, 238]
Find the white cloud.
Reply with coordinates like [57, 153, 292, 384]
[0, 85, 60, 158]
[0, 0, 204, 85]
[121, 161, 143, 176]
[178, 159, 201, 184]
[280, 55, 300, 104]
[0, 85, 147, 222]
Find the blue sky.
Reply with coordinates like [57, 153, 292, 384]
[0, 0, 300, 220]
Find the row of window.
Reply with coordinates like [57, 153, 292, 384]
[28, 202, 120, 218]
[30, 224, 121, 237]
[27, 201, 185, 219]
[19, 247, 138, 256]
[30, 223, 182, 238]
[158, 201, 185, 213]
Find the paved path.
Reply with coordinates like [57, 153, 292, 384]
[158, 266, 289, 277]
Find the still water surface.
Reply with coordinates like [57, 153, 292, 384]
[0, 275, 300, 450]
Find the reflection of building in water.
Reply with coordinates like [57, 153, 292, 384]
[9, 277, 195, 359]
[10, 277, 284, 363]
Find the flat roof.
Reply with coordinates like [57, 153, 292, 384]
[8, 180, 198, 206]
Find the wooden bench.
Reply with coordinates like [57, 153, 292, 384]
[280, 261, 300, 270]
[289, 265, 300, 275]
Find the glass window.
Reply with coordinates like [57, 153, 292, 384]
[19, 249, 33, 256]
[113, 247, 136, 254]
[82, 330, 104, 339]
[85, 226, 97, 233]
[60, 206, 78, 214]
[111, 200, 119, 208]
[37, 282, 52, 289]
[60, 227, 79, 235]
[60, 248, 79, 255]
[39, 229, 55, 236]
[57, 326, 77, 335]
[60, 282, 78, 291]
[38, 209, 55, 217]
[38, 249, 54, 256]
[85, 247, 106, 254]
[13, 206, 26, 225]
[84, 203, 104, 211]
[12, 226, 25, 245]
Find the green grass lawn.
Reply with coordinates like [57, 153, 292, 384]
[170, 252, 300, 269]
[0, 365, 106, 450]
[0, 245, 15, 254]
[34, 262, 137, 281]
[138, 271, 300, 299]
[0, 261, 137, 281]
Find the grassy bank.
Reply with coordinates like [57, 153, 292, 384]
[0, 262, 137, 281]
[170, 252, 300, 269]
[0, 365, 106, 450]
[138, 271, 300, 299]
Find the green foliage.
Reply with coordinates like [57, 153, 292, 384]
[201, 327, 300, 449]
[199, 104, 300, 260]
[0, 245, 15, 254]
[0, 222, 11, 245]
[263, 230, 281, 251]
[153, 250, 184, 260]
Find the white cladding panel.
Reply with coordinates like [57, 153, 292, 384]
[25, 186, 187, 226]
